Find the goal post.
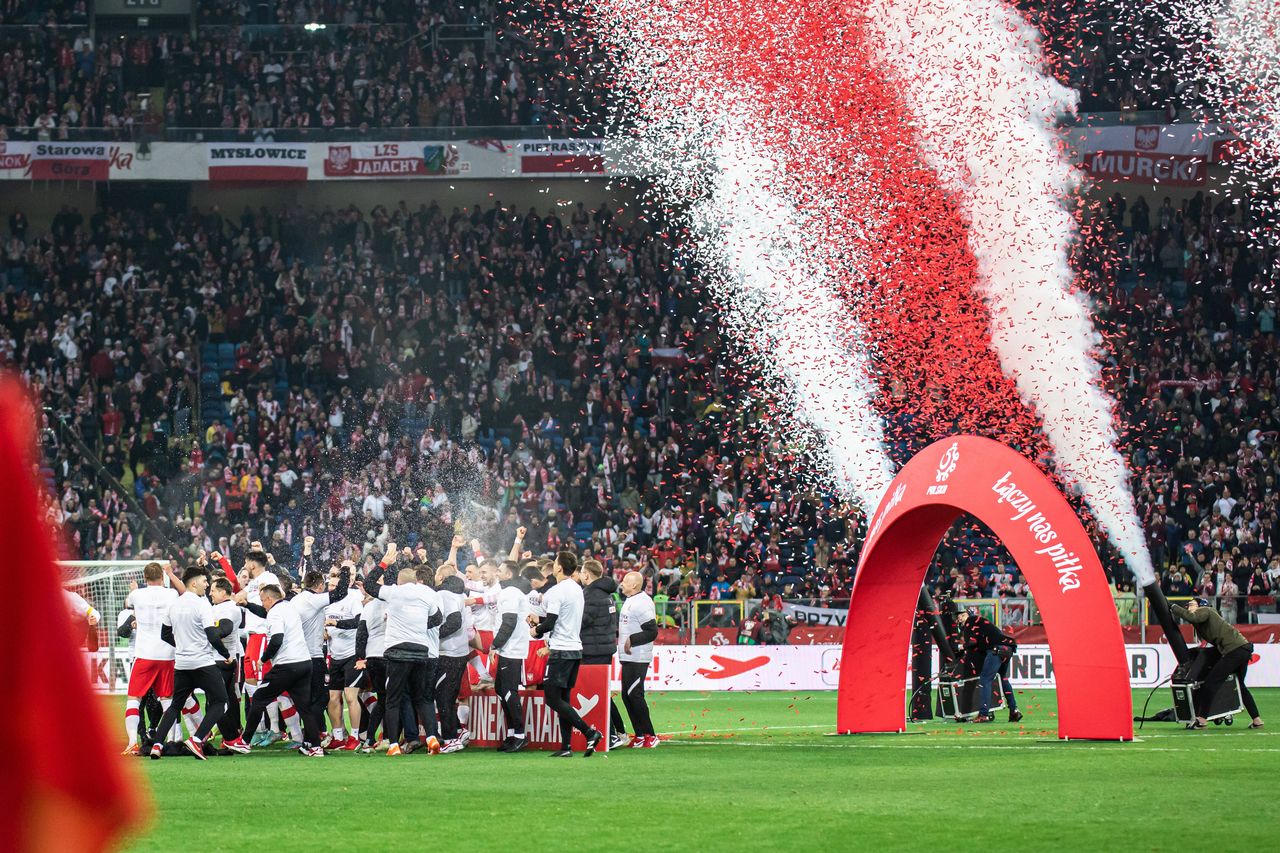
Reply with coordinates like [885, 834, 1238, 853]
[60, 560, 154, 693]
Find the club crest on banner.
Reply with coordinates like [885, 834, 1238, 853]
[326, 145, 352, 174]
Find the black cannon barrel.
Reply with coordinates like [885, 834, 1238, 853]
[1143, 582, 1191, 664]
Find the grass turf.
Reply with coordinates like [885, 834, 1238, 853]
[116, 689, 1278, 852]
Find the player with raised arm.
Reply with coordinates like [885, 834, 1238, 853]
[464, 531, 518, 689]
[362, 543, 444, 756]
[148, 568, 232, 761]
[491, 538, 533, 752]
[120, 562, 183, 755]
[354, 572, 389, 752]
[434, 557, 470, 753]
[324, 568, 364, 751]
[233, 548, 283, 746]
[288, 559, 351, 746]
[228, 583, 326, 756]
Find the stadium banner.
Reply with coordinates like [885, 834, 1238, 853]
[781, 602, 847, 627]
[29, 141, 131, 181]
[0, 129, 1242, 183]
[1067, 124, 1228, 187]
[517, 139, 606, 174]
[81, 643, 1280, 693]
[206, 143, 309, 181]
[321, 141, 471, 178]
[466, 663, 611, 751]
[0, 140, 33, 176]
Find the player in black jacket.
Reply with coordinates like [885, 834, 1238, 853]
[957, 609, 1022, 724]
[579, 560, 619, 664]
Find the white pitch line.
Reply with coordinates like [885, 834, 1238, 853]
[658, 723, 831, 735]
[661, 739, 1280, 753]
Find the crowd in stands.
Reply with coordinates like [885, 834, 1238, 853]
[4, 183, 1278, 625]
[0, 0, 608, 140]
[0, 0, 1208, 143]
[5, 195, 865, 608]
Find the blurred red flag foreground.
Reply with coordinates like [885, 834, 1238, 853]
[0, 378, 145, 851]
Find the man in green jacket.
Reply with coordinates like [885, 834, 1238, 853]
[1171, 598, 1263, 730]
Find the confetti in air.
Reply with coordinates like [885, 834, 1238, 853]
[688, 128, 896, 510]
[578, 0, 1156, 581]
[1134, 0, 1280, 245]
[859, 0, 1156, 583]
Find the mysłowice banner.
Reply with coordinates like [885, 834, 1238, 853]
[206, 143, 309, 181]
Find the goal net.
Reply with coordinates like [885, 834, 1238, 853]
[60, 560, 153, 693]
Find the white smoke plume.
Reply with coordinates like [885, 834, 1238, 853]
[685, 130, 897, 509]
[861, 0, 1157, 583]
[588, 5, 898, 511]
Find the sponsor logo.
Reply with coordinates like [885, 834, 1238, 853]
[935, 441, 959, 482]
[819, 647, 841, 686]
[573, 692, 599, 716]
[422, 144, 462, 173]
[35, 143, 108, 157]
[694, 654, 770, 680]
[0, 143, 28, 169]
[928, 441, 959, 495]
[1008, 646, 1163, 687]
[108, 146, 133, 170]
[519, 140, 604, 155]
[706, 630, 734, 646]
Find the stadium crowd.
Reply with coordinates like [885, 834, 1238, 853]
[0, 0, 1203, 144]
[0, 0, 608, 139]
[4, 181, 1277, 624]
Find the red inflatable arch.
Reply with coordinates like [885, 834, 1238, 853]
[837, 435, 1133, 740]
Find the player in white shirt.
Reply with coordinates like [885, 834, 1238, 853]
[434, 562, 472, 753]
[291, 563, 350, 747]
[353, 583, 388, 752]
[614, 571, 660, 748]
[208, 577, 246, 748]
[362, 544, 443, 756]
[323, 579, 363, 751]
[530, 551, 603, 757]
[63, 588, 99, 634]
[120, 562, 183, 755]
[465, 530, 524, 687]
[233, 549, 283, 745]
[147, 569, 232, 761]
[490, 560, 533, 752]
[229, 583, 325, 756]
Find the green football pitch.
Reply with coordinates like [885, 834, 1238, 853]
[116, 689, 1278, 852]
